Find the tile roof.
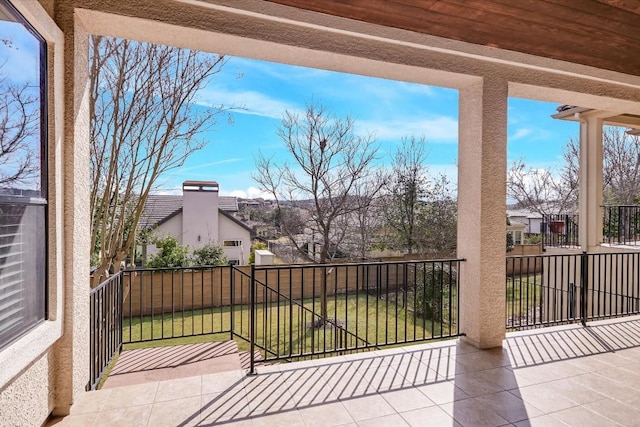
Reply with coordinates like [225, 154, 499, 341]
[140, 194, 240, 229]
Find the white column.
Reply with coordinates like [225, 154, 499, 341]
[578, 113, 604, 251]
[457, 77, 508, 349]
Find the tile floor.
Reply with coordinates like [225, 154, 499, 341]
[49, 316, 640, 426]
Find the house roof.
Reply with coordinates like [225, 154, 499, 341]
[140, 194, 241, 229]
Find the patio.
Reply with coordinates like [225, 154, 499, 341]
[50, 316, 640, 427]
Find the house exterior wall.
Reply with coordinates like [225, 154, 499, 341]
[183, 183, 219, 249]
[146, 213, 184, 258]
[0, 1, 86, 425]
[219, 215, 251, 264]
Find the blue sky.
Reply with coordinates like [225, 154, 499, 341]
[157, 55, 579, 198]
[0, 23, 580, 199]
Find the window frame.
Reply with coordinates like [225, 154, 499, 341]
[0, 0, 49, 352]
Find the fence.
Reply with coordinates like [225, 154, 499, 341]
[88, 273, 123, 391]
[603, 205, 640, 246]
[506, 251, 640, 330]
[541, 214, 579, 249]
[107, 258, 463, 373]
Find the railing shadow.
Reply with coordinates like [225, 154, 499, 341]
[171, 317, 640, 426]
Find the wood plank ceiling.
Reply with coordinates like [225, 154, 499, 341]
[266, 0, 640, 78]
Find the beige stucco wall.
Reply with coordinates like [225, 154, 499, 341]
[183, 185, 219, 249]
[0, 1, 76, 425]
[219, 215, 251, 264]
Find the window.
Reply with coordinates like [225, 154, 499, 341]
[0, 0, 47, 351]
[223, 240, 242, 247]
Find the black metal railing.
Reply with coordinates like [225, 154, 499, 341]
[603, 205, 640, 246]
[89, 258, 464, 386]
[120, 265, 246, 344]
[245, 259, 462, 367]
[541, 214, 579, 249]
[507, 251, 640, 330]
[88, 273, 123, 391]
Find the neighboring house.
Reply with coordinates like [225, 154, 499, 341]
[507, 209, 543, 234]
[140, 181, 254, 265]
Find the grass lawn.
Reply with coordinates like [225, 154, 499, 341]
[123, 293, 457, 359]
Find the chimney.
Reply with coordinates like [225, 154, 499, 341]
[182, 180, 219, 249]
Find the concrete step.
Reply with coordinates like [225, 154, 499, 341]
[102, 340, 244, 389]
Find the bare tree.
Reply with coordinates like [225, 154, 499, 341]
[253, 102, 380, 320]
[90, 36, 229, 285]
[383, 135, 430, 254]
[509, 127, 640, 216]
[507, 158, 576, 216]
[0, 73, 40, 189]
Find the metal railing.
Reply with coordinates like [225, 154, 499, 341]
[88, 258, 464, 386]
[507, 252, 640, 330]
[243, 259, 463, 368]
[603, 205, 640, 246]
[541, 214, 579, 249]
[88, 273, 123, 391]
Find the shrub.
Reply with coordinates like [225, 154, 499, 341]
[147, 235, 190, 268]
[414, 263, 457, 323]
[248, 241, 268, 264]
[191, 242, 227, 266]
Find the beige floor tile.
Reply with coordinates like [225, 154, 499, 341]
[450, 372, 506, 397]
[511, 384, 578, 414]
[154, 375, 202, 402]
[380, 387, 435, 412]
[441, 398, 509, 427]
[298, 401, 355, 427]
[583, 398, 640, 427]
[399, 406, 460, 427]
[147, 396, 201, 427]
[514, 414, 569, 427]
[475, 391, 543, 423]
[341, 394, 396, 421]
[356, 413, 410, 427]
[68, 389, 112, 415]
[286, 378, 339, 406]
[201, 369, 244, 394]
[542, 378, 606, 405]
[102, 382, 158, 411]
[415, 381, 470, 405]
[549, 405, 618, 427]
[200, 391, 251, 425]
[251, 409, 306, 427]
[48, 412, 100, 427]
[569, 373, 636, 405]
[473, 367, 520, 390]
[94, 404, 152, 427]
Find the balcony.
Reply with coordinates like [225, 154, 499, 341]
[49, 253, 640, 425]
[52, 315, 640, 426]
[543, 206, 640, 250]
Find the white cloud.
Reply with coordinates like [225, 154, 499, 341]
[221, 186, 274, 199]
[356, 116, 458, 142]
[196, 87, 300, 119]
[510, 128, 533, 141]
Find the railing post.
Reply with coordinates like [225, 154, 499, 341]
[249, 264, 256, 375]
[580, 251, 588, 326]
[230, 266, 234, 341]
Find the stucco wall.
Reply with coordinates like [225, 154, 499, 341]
[219, 215, 251, 264]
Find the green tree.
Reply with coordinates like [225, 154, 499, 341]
[191, 242, 227, 266]
[248, 241, 268, 264]
[147, 235, 190, 268]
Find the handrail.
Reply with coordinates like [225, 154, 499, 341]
[232, 266, 370, 350]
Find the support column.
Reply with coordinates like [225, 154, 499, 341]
[51, 5, 91, 415]
[457, 77, 508, 349]
[578, 114, 604, 252]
